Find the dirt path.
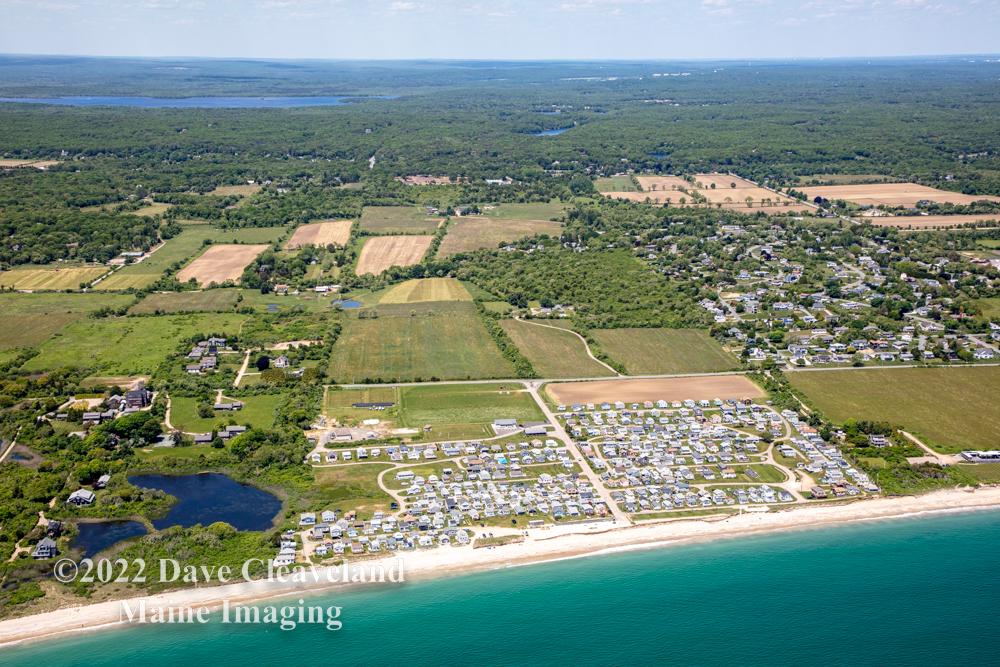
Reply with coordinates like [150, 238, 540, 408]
[514, 317, 621, 376]
[900, 430, 961, 464]
[233, 349, 251, 388]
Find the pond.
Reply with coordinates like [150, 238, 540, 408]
[0, 96, 391, 108]
[128, 473, 281, 531]
[531, 127, 572, 136]
[334, 299, 362, 309]
[72, 521, 148, 558]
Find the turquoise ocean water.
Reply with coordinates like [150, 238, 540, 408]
[6, 509, 1000, 666]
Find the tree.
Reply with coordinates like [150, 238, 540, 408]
[256, 355, 270, 371]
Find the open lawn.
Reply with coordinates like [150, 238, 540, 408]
[0, 266, 108, 290]
[479, 202, 566, 221]
[594, 175, 638, 193]
[592, 328, 739, 375]
[356, 236, 433, 275]
[500, 319, 615, 378]
[975, 298, 1000, 321]
[324, 387, 400, 425]
[130, 290, 242, 314]
[206, 184, 262, 197]
[21, 313, 246, 374]
[177, 244, 269, 286]
[800, 183, 1000, 208]
[378, 278, 472, 304]
[169, 394, 284, 432]
[437, 217, 562, 257]
[545, 375, 763, 406]
[127, 201, 173, 217]
[95, 226, 285, 291]
[359, 206, 443, 234]
[788, 366, 1000, 453]
[327, 301, 514, 383]
[285, 220, 353, 249]
[0, 292, 133, 349]
[396, 383, 544, 440]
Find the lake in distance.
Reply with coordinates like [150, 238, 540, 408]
[6, 508, 1000, 666]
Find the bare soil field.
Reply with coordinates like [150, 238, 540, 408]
[635, 175, 691, 191]
[207, 184, 262, 197]
[865, 214, 1000, 229]
[800, 183, 1000, 207]
[176, 244, 269, 286]
[545, 374, 763, 406]
[0, 158, 60, 169]
[437, 217, 562, 256]
[285, 220, 353, 249]
[356, 236, 433, 275]
[396, 175, 459, 185]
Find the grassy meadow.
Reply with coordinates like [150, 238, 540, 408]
[789, 366, 1000, 453]
[327, 302, 514, 383]
[592, 328, 739, 375]
[0, 292, 133, 349]
[500, 319, 615, 378]
[359, 206, 442, 234]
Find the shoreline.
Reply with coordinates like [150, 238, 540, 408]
[3, 486, 1000, 649]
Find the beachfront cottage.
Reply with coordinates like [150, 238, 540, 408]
[32, 537, 58, 559]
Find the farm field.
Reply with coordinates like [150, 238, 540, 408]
[0, 158, 61, 169]
[0, 292, 133, 349]
[169, 394, 284, 433]
[206, 184, 262, 197]
[591, 328, 739, 375]
[313, 464, 394, 518]
[788, 366, 1000, 453]
[479, 201, 566, 220]
[500, 319, 615, 378]
[285, 220, 353, 249]
[21, 313, 246, 375]
[864, 214, 1000, 229]
[799, 183, 1000, 207]
[359, 206, 443, 234]
[356, 235, 433, 275]
[324, 387, 399, 425]
[129, 289, 242, 314]
[796, 174, 898, 185]
[437, 217, 562, 257]
[378, 278, 472, 304]
[95, 226, 285, 291]
[545, 374, 764, 406]
[395, 382, 545, 440]
[606, 173, 810, 213]
[327, 302, 514, 383]
[396, 175, 456, 185]
[594, 175, 638, 193]
[0, 265, 108, 290]
[177, 244, 269, 286]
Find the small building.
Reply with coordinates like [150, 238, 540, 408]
[94, 473, 111, 489]
[67, 489, 96, 506]
[33, 537, 58, 559]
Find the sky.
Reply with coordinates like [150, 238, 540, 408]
[2, 0, 999, 60]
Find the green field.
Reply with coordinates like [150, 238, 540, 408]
[594, 176, 638, 193]
[95, 226, 286, 291]
[437, 217, 563, 257]
[313, 464, 394, 518]
[396, 382, 545, 440]
[359, 206, 442, 234]
[479, 201, 566, 220]
[327, 301, 514, 383]
[500, 319, 615, 378]
[324, 387, 400, 424]
[592, 328, 739, 375]
[379, 278, 472, 304]
[0, 293, 133, 349]
[130, 290, 241, 314]
[975, 298, 1000, 321]
[169, 394, 284, 432]
[22, 313, 246, 375]
[789, 366, 1000, 453]
[0, 266, 109, 290]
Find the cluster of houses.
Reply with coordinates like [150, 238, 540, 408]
[57, 386, 153, 427]
[32, 520, 64, 559]
[777, 411, 879, 495]
[191, 424, 247, 444]
[185, 337, 228, 375]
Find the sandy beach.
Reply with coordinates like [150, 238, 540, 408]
[2, 486, 999, 649]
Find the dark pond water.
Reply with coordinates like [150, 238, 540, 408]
[9, 453, 30, 461]
[532, 127, 572, 136]
[128, 473, 281, 531]
[334, 299, 362, 309]
[0, 96, 388, 108]
[72, 521, 148, 558]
